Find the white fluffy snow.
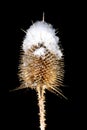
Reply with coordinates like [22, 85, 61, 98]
[23, 21, 62, 58]
[33, 47, 46, 57]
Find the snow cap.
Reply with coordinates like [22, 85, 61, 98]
[23, 21, 62, 58]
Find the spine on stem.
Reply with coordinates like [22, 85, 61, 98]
[37, 86, 46, 130]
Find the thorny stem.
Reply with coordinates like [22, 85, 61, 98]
[37, 86, 46, 130]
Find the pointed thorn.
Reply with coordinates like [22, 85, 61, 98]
[31, 20, 33, 24]
[21, 28, 27, 33]
[9, 85, 27, 92]
[43, 12, 45, 22]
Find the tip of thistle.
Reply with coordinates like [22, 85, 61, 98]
[23, 20, 62, 59]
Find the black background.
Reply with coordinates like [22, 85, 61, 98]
[0, 1, 82, 130]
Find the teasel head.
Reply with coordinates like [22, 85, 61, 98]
[18, 20, 66, 99]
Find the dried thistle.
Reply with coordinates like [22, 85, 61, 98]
[14, 14, 66, 130]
